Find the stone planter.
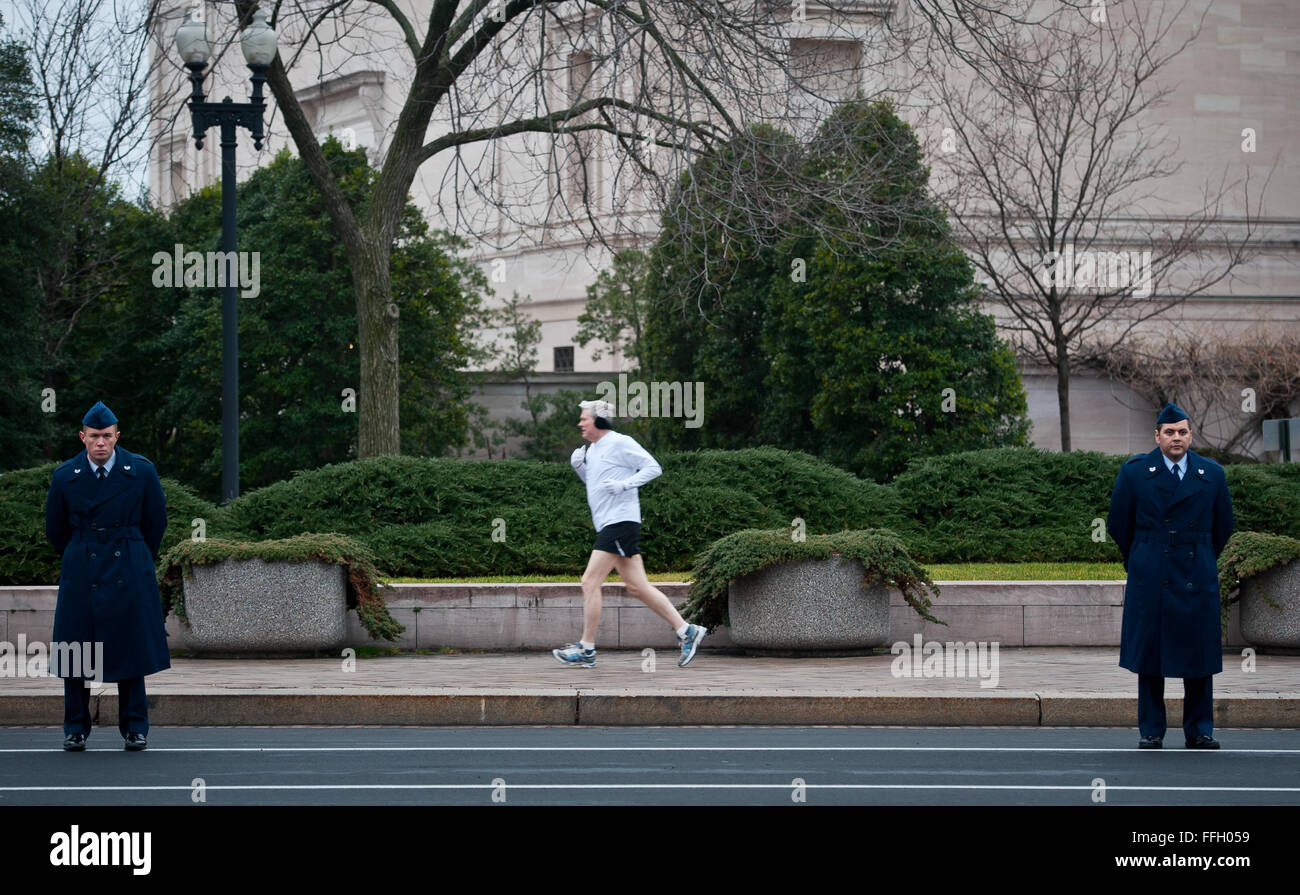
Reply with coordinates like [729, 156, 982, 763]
[178, 557, 348, 656]
[727, 555, 890, 655]
[1239, 559, 1300, 654]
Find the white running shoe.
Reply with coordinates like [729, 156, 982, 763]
[678, 624, 706, 667]
[552, 643, 596, 668]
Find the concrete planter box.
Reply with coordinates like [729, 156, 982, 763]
[1239, 559, 1300, 653]
[727, 555, 890, 655]
[179, 557, 348, 656]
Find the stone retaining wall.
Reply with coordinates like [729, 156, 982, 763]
[0, 581, 1250, 651]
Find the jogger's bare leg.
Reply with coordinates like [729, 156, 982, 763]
[580, 550, 620, 643]
[614, 554, 687, 630]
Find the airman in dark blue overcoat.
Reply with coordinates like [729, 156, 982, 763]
[44, 402, 170, 751]
[1107, 403, 1233, 749]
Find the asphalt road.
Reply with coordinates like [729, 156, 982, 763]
[1, 725, 1297, 807]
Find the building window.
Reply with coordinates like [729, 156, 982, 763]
[566, 51, 595, 208]
[170, 158, 186, 205]
[554, 346, 575, 373]
[788, 38, 863, 129]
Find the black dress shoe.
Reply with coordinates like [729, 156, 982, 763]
[1186, 735, 1220, 749]
[1138, 735, 1163, 749]
[63, 733, 87, 751]
[124, 733, 147, 752]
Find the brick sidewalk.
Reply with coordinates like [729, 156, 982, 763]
[2, 648, 1296, 727]
[3, 646, 1296, 693]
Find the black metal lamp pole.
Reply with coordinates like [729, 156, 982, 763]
[175, 7, 276, 503]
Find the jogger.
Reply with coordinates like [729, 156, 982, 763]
[553, 399, 706, 668]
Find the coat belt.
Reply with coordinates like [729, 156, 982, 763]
[71, 523, 144, 544]
[1135, 530, 1211, 546]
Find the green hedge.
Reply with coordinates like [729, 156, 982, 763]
[886, 449, 1124, 562]
[221, 448, 897, 577]
[4, 447, 1297, 584]
[1223, 464, 1300, 538]
[0, 463, 224, 586]
[883, 449, 1300, 563]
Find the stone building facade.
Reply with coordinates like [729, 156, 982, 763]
[148, 0, 1299, 459]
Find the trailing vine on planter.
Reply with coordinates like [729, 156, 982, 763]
[683, 528, 942, 631]
[159, 532, 403, 642]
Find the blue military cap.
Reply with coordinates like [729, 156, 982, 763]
[1155, 402, 1188, 426]
[82, 401, 118, 428]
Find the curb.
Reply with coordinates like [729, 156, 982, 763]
[3, 691, 1298, 727]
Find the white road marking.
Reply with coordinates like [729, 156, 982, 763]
[0, 784, 1297, 793]
[2, 745, 1298, 753]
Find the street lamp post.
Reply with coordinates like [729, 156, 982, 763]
[174, 6, 277, 503]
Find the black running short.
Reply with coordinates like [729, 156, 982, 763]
[593, 520, 641, 557]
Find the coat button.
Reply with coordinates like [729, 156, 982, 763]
[90, 553, 96, 559]
[1186, 582, 1194, 590]
[114, 550, 121, 557]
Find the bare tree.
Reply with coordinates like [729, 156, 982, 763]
[17, 0, 162, 187]
[901, 0, 1268, 450]
[1100, 326, 1300, 459]
[152, 0, 921, 457]
[11, 0, 166, 458]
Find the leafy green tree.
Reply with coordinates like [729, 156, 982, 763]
[507, 390, 591, 462]
[100, 141, 489, 499]
[762, 239, 1030, 479]
[0, 13, 44, 468]
[477, 291, 541, 458]
[0, 13, 34, 158]
[0, 79, 159, 468]
[478, 292, 586, 462]
[634, 125, 800, 451]
[575, 249, 652, 370]
[482, 291, 543, 384]
[462, 401, 507, 460]
[0, 7, 172, 469]
[759, 102, 1030, 479]
[636, 101, 1029, 480]
[39, 165, 182, 467]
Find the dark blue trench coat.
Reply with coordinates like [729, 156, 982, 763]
[1107, 447, 1234, 678]
[44, 447, 171, 681]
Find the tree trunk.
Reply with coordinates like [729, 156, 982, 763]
[1056, 347, 1072, 453]
[264, 51, 407, 460]
[351, 235, 401, 457]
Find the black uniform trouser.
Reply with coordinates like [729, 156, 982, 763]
[1138, 673, 1213, 741]
[63, 677, 149, 738]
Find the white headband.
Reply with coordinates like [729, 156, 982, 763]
[579, 399, 616, 420]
